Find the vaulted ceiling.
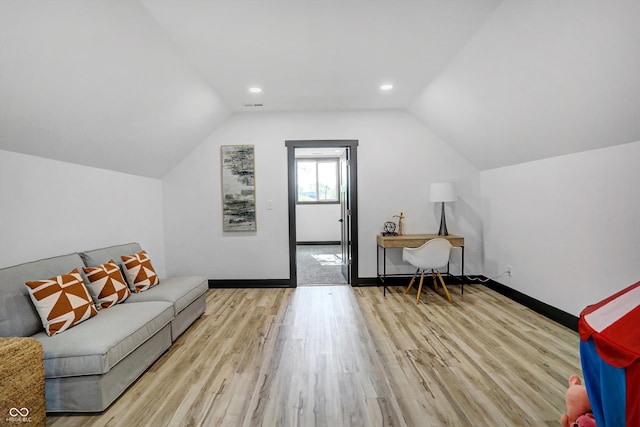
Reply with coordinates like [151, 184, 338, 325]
[1, 1, 639, 177]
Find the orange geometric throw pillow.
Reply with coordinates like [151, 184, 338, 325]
[120, 250, 160, 293]
[83, 260, 131, 309]
[24, 268, 98, 336]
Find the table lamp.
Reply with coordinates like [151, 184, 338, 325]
[429, 182, 457, 236]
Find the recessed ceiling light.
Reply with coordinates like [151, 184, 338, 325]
[380, 84, 394, 91]
[249, 87, 262, 94]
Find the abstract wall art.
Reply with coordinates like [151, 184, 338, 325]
[220, 145, 256, 231]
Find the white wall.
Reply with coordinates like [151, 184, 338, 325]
[0, 150, 166, 276]
[296, 204, 341, 242]
[481, 141, 640, 316]
[162, 110, 483, 280]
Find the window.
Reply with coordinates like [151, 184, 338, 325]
[296, 158, 340, 203]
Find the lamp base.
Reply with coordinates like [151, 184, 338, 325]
[437, 202, 449, 236]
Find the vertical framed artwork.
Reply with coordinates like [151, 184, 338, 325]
[221, 145, 257, 231]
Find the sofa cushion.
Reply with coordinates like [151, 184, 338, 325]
[79, 242, 142, 268]
[1, 253, 87, 337]
[125, 276, 208, 315]
[32, 300, 173, 378]
[25, 268, 98, 336]
[82, 260, 131, 309]
[121, 251, 160, 293]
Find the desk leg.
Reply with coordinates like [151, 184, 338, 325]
[383, 247, 387, 296]
[376, 246, 380, 286]
[377, 245, 386, 296]
[449, 247, 465, 294]
[376, 245, 379, 286]
[461, 246, 465, 295]
[376, 245, 387, 296]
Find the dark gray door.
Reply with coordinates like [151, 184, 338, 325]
[286, 140, 358, 287]
[339, 151, 351, 283]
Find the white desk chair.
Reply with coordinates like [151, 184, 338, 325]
[402, 238, 453, 304]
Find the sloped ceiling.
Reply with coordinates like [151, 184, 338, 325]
[410, 0, 640, 170]
[0, 0, 230, 178]
[1, 0, 639, 177]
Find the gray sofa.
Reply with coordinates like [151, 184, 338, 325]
[0, 243, 208, 412]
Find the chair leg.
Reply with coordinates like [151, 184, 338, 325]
[416, 271, 425, 304]
[436, 270, 452, 302]
[405, 269, 420, 294]
[431, 270, 439, 291]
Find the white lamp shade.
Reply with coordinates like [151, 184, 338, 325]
[429, 182, 457, 202]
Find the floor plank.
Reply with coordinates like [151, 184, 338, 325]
[46, 284, 581, 427]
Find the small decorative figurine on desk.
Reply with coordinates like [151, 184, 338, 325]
[382, 221, 397, 236]
[393, 212, 405, 236]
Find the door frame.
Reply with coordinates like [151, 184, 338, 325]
[285, 139, 359, 287]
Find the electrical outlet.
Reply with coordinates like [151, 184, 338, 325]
[506, 265, 512, 276]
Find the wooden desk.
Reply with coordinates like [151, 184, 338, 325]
[377, 234, 465, 296]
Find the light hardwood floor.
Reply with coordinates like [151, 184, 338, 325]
[47, 284, 581, 427]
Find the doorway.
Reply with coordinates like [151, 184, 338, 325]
[296, 244, 345, 285]
[286, 140, 359, 287]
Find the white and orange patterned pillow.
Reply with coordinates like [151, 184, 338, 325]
[24, 268, 98, 336]
[83, 260, 131, 309]
[121, 250, 159, 292]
